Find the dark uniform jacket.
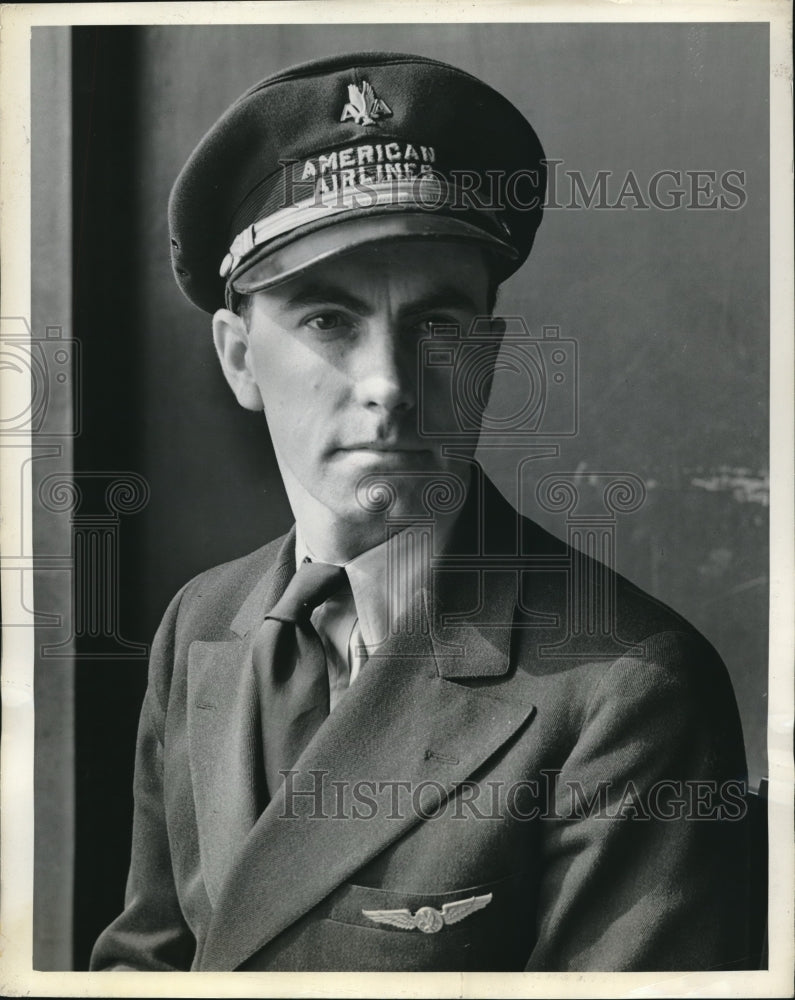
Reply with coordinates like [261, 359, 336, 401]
[91, 477, 749, 972]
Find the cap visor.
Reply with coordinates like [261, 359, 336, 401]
[230, 212, 517, 294]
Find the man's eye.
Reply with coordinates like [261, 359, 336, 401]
[305, 312, 348, 332]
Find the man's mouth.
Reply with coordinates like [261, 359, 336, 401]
[334, 442, 435, 464]
[340, 443, 427, 453]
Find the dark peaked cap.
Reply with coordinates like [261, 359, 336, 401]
[169, 51, 547, 314]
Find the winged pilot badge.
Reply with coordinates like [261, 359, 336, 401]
[362, 892, 492, 934]
[340, 80, 392, 126]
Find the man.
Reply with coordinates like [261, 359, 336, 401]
[91, 51, 749, 972]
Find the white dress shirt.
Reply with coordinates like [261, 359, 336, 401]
[295, 513, 459, 711]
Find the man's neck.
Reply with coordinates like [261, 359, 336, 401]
[297, 514, 393, 565]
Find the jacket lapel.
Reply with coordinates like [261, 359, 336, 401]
[198, 521, 537, 971]
[186, 529, 295, 907]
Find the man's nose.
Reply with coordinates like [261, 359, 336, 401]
[352, 328, 416, 413]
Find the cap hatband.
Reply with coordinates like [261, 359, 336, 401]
[169, 52, 546, 313]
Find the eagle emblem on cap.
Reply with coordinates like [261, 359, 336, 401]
[362, 892, 492, 934]
[340, 80, 392, 126]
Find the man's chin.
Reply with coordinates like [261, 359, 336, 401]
[336, 472, 463, 523]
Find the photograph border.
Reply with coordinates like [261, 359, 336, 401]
[1, 2, 792, 997]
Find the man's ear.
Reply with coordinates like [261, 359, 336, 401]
[211, 308, 264, 411]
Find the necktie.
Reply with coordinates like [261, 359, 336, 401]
[252, 560, 348, 797]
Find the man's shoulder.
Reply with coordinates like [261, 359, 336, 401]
[508, 506, 742, 761]
[491, 492, 700, 644]
[170, 530, 292, 634]
[185, 531, 289, 593]
[518, 507, 719, 661]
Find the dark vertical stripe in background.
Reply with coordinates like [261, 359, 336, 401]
[71, 26, 148, 971]
[68, 25, 294, 969]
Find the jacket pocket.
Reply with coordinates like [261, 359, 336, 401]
[320, 872, 534, 970]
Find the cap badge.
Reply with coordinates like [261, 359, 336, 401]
[340, 80, 392, 126]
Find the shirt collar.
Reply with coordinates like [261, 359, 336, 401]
[294, 507, 460, 651]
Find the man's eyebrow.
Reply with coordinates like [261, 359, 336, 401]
[281, 284, 372, 314]
[279, 283, 483, 317]
[398, 287, 483, 318]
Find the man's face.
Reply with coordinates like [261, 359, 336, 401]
[224, 239, 493, 531]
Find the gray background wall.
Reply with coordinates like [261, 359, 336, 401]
[32, 22, 769, 968]
[132, 21, 769, 772]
